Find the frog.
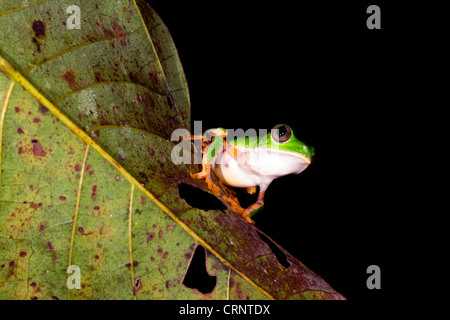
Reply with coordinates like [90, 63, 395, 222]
[185, 124, 314, 224]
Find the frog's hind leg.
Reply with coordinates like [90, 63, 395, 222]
[241, 189, 266, 224]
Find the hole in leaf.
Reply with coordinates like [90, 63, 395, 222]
[183, 245, 216, 294]
[134, 276, 142, 292]
[167, 95, 174, 109]
[257, 231, 290, 268]
[178, 183, 226, 211]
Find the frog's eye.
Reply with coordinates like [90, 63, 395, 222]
[271, 124, 291, 143]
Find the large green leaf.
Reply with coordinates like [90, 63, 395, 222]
[0, 0, 344, 300]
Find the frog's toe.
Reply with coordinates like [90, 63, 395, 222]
[244, 216, 255, 224]
[190, 171, 206, 179]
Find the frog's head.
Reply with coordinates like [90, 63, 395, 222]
[256, 124, 315, 175]
[270, 124, 314, 160]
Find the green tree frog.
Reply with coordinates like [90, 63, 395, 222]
[188, 124, 314, 224]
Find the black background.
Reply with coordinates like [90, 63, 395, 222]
[149, 0, 408, 305]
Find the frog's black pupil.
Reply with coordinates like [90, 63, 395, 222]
[278, 126, 287, 137]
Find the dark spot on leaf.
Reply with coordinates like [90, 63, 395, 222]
[39, 224, 45, 232]
[20, 251, 27, 257]
[78, 227, 84, 234]
[163, 252, 168, 259]
[94, 206, 100, 210]
[51, 296, 59, 300]
[47, 242, 54, 251]
[236, 283, 243, 299]
[158, 230, 163, 238]
[183, 245, 216, 294]
[147, 147, 154, 156]
[33, 117, 41, 123]
[14, 107, 20, 113]
[38, 104, 49, 115]
[86, 165, 91, 172]
[91, 185, 97, 198]
[141, 197, 146, 205]
[146, 232, 155, 243]
[32, 37, 41, 52]
[9, 260, 15, 267]
[113, 22, 126, 46]
[59, 196, 66, 201]
[94, 70, 105, 82]
[18, 146, 24, 154]
[167, 117, 179, 130]
[74, 163, 81, 171]
[84, 34, 97, 42]
[32, 20, 45, 38]
[62, 70, 78, 90]
[115, 175, 121, 181]
[31, 140, 46, 157]
[178, 183, 226, 211]
[30, 202, 42, 209]
[30, 296, 38, 300]
[165, 280, 169, 289]
[94, 254, 100, 260]
[17, 128, 24, 134]
[139, 172, 149, 183]
[30, 282, 36, 287]
[257, 231, 290, 268]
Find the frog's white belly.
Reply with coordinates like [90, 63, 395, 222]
[211, 147, 311, 189]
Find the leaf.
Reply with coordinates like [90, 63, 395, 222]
[0, 0, 345, 300]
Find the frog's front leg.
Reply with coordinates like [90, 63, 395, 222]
[190, 144, 215, 191]
[189, 128, 227, 184]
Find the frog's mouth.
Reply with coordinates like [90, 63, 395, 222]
[260, 148, 312, 164]
[252, 147, 312, 176]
